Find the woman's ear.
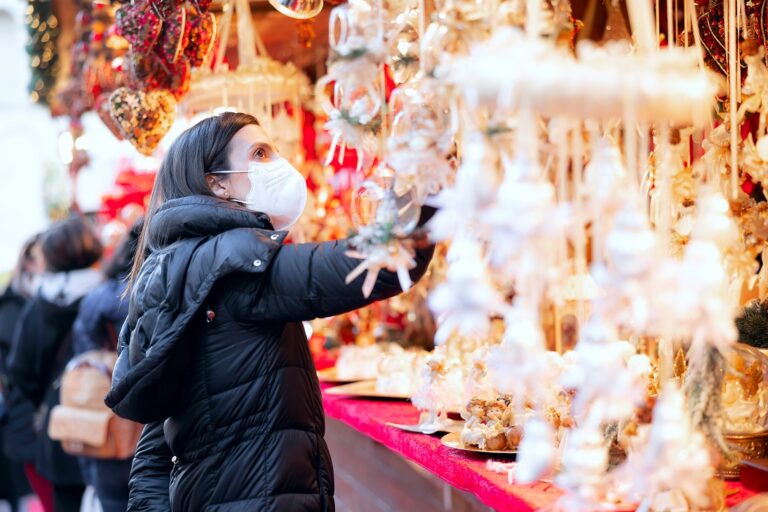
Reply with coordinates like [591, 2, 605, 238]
[206, 174, 231, 200]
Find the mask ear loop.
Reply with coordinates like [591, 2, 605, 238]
[207, 173, 234, 201]
[207, 169, 261, 207]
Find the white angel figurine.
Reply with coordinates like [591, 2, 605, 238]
[738, 46, 768, 132]
[411, 347, 459, 433]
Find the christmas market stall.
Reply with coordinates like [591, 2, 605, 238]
[24, 0, 768, 508]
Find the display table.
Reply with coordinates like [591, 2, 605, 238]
[321, 383, 759, 511]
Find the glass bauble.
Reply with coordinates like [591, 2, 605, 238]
[352, 169, 421, 235]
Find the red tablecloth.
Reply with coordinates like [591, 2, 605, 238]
[321, 385, 758, 511]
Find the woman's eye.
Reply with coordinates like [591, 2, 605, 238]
[254, 148, 267, 159]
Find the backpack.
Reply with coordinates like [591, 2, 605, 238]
[48, 350, 142, 459]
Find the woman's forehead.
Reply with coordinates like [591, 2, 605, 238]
[230, 124, 272, 149]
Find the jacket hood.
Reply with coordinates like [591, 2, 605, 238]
[38, 268, 102, 307]
[148, 195, 273, 249]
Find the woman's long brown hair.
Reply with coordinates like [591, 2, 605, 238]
[127, 112, 259, 290]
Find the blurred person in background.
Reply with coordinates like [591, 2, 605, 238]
[7, 217, 103, 512]
[0, 235, 43, 511]
[72, 219, 142, 512]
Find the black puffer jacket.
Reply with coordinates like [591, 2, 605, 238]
[106, 196, 434, 512]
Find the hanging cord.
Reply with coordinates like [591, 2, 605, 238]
[728, 0, 740, 197]
[235, 0, 259, 68]
[626, 0, 658, 53]
[667, 0, 674, 46]
[685, 0, 715, 132]
[213, 0, 235, 73]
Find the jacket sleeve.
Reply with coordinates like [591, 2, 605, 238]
[127, 421, 173, 512]
[252, 241, 434, 322]
[248, 206, 436, 323]
[250, 242, 434, 323]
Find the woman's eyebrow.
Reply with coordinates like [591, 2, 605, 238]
[249, 142, 276, 153]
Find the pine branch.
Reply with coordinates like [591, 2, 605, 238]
[684, 347, 738, 464]
[735, 299, 768, 349]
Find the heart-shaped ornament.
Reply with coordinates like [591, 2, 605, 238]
[191, 0, 213, 12]
[95, 94, 125, 141]
[155, 6, 187, 63]
[185, 13, 216, 67]
[150, 0, 185, 21]
[126, 52, 191, 99]
[115, 1, 163, 56]
[109, 87, 177, 156]
[161, 57, 192, 98]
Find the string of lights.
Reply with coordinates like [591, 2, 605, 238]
[26, 0, 60, 105]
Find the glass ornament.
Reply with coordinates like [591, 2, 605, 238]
[351, 179, 387, 230]
[351, 173, 421, 235]
[722, 343, 768, 434]
[388, 20, 420, 84]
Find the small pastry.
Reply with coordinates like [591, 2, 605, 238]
[504, 425, 522, 449]
[485, 432, 508, 451]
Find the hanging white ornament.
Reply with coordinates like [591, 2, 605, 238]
[515, 416, 557, 484]
[429, 236, 507, 344]
[614, 384, 714, 511]
[555, 425, 611, 510]
[428, 134, 501, 240]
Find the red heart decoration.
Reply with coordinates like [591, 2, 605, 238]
[155, 6, 187, 63]
[192, 0, 213, 12]
[150, 0, 185, 21]
[109, 87, 177, 156]
[185, 13, 216, 67]
[126, 52, 192, 99]
[115, 2, 163, 57]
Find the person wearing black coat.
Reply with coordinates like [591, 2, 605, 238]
[8, 217, 104, 512]
[0, 235, 42, 511]
[106, 112, 435, 512]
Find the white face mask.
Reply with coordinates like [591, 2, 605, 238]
[212, 158, 308, 230]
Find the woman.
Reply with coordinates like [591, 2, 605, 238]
[106, 112, 434, 511]
[0, 235, 42, 511]
[72, 220, 141, 512]
[8, 217, 104, 512]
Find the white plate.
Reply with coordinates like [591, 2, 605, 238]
[386, 419, 464, 435]
[324, 380, 411, 399]
[440, 432, 517, 456]
[316, 367, 363, 384]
